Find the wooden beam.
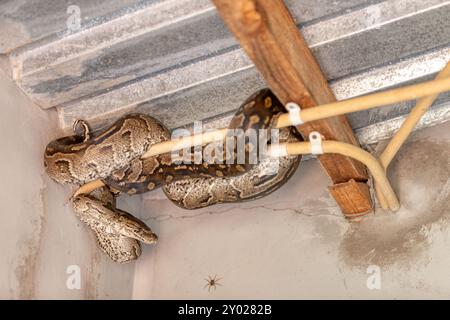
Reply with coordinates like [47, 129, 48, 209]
[213, 0, 372, 214]
[329, 180, 373, 220]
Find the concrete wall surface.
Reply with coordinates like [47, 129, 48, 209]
[0, 0, 449, 300]
[132, 122, 450, 299]
[0, 70, 138, 299]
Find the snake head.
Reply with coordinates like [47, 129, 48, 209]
[127, 228, 158, 244]
[118, 215, 158, 244]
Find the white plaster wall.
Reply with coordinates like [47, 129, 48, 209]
[132, 122, 450, 299]
[0, 70, 137, 299]
[1, 64, 449, 299]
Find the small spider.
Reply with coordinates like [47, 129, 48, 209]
[204, 275, 222, 292]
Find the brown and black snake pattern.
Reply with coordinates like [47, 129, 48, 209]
[44, 89, 302, 262]
[103, 89, 290, 194]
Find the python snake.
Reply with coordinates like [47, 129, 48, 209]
[44, 89, 302, 263]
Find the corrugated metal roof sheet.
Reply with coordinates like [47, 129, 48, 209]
[1, 0, 449, 143]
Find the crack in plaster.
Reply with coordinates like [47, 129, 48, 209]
[143, 203, 343, 222]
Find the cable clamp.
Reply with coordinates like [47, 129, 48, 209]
[286, 102, 303, 125]
[309, 131, 324, 155]
[269, 143, 289, 157]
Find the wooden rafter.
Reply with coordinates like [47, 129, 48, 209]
[212, 0, 372, 217]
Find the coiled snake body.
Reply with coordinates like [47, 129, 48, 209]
[45, 89, 302, 263]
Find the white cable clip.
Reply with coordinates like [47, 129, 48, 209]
[269, 143, 289, 157]
[309, 131, 323, 155]
[286, 102, 303, 125]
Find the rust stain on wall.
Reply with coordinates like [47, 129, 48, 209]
[14, 181, 47, 299]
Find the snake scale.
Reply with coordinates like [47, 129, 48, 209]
[45, 89, 302, 263]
